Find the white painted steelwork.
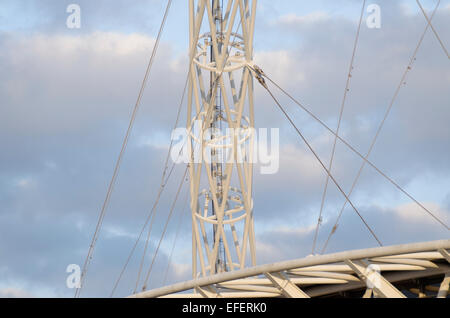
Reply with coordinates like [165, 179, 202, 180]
[130, 240, 450, 298]
[186, 0, 257, 278]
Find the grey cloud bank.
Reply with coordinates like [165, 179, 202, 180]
[0, 0, 449, 297]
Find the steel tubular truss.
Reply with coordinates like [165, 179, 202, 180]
[186, 0, 258, 279]
[130, 240, 450, 298]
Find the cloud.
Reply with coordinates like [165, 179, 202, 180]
[277, 12, 330, 26]
[0, 0, 449, 297]
[0, 31, 185, 136]
[390, 202, 449, 226]
[0, 288, 33, 298]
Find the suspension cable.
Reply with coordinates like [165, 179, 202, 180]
[416, 0, 449, 59]
[252, 72, 383, 246]
[312, 0, 367, 255]
[110, 159, 178, 297]
[135, 68, 222, 293]
[321, 0, 444, 253]
[110, 73, 187, 297]
[136, 12, 245, 293]
[141, 166, 189, 291]
[111, 45, 230, 296]
[162, 187, 190, 286]
[132, 75, 188, 295]
[75, 0, 173, 298]
[248, 62, 448, 244]
[111, 1, 234, 297]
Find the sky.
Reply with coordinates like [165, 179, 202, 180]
[0, 0, 449, 298]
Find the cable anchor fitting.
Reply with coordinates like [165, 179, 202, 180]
[248, 64, 267, 89]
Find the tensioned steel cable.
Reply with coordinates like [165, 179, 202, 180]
[136, 12, 245, 293]
[112, 54, 226, 296]
[75, 0, 173, 298]
[321, 0, 443, 254]
[162, 187, 190, 286]
[141, 167, 189, 292]
[110, 158, 178, 297]
[111, 73, 188, 297]
[132, 76, 188, 295]
[247, 64, 448, 243]
[119, 23, 243, 294]
[111, 1, 234, 297]
[258, 78, 383, 246]
[134, 68, 225, 293]
[131, 54, 225, 292]
[312, 0, 367, 255]
[416, 0, 449, 59]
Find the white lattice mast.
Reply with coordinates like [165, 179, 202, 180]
[187, 0, 257, 278]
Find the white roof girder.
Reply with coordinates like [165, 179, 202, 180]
[129, 240, 450, 299]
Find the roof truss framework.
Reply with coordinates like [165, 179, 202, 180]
[130, 240, 450, 298]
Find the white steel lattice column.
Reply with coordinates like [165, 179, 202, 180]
[187, 0, 257, 278]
